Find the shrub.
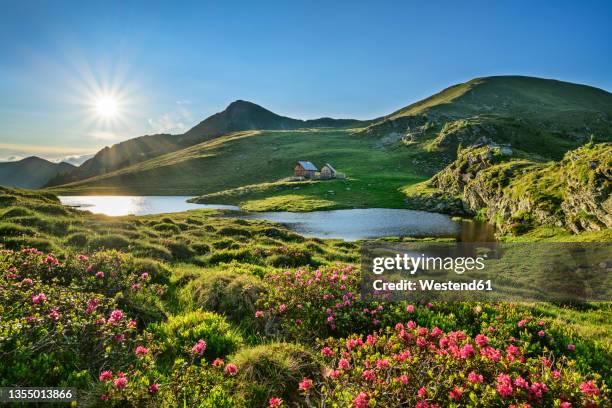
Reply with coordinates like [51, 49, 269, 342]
[2, 236, 58, 253]
[153, 223, 181, 234]
[191, 242, 211, 255]
[316, 323, 610, 407]
[66, 232, 89, 247]
[217, 226, 252, 238]
[150, 310, 243, 365]
[231, 342, 321, 406]
[208, 248, 255, 264]
[212, 239, 239, 250]
[132, 243, 173, 261]
[163, 240, 195, 260]
[0, 222, 37, 237]
[183, 270, 265, 324]
[256, 264, 379, 339]
[1, 206, 35, 218]
[89, 234, 131, 250]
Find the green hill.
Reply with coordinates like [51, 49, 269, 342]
[362, 75, 612, 161]
[0, 157, 74, 188]
[49, 76, 612, 212]
[47, 100, 365, 186]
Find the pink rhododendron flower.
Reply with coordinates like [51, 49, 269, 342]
[149, 383, 159, 394]
[375, 358, 389, 369]
[140, 272, 149, 281]
[31, 293, 46, 304]
[321, 346, 333, 357]
[224, 363, 238, 376]
[108, 309, 124, 324]
[406, 304, 415, 313]
[21, 278, 33, 286]
[354, 392, 368, 408]
[518, 320, 527, 328]
[48, 308, 60, 321]
[86, 299, 99, 314]
[418, 387, 427, 398]
[100, 394, 109, 401]
[298, 377, 313, 392]
[460, 343, 474, 358]
[278, 304, 287, 313]
[475, 334, 489, 346]
[449, 386, 462, 401]
[99, 370, 113, 381]
[338, 358, 351, 370]
[212, 358, 224, 367]
[529, 382, 548, 399]
[255, 310, 264, 318]
[468, 371, 484, 384]
[538, 330, 545, 337]
[514, 376, 529, 389]
[567, 343, 575, 351]
[268, 397, 283, 407]
[579, 380, 600, 396]
[362, 369, 376, 381]
[496, 373, 513, 397]
[43, 255, 59, 265]
[77, 254, 88, 262]
[114, 376, 128, 390]
[135, 345, 149, 356]
[191, 339, 206, 355]
[397, 374, 409, 384]
[95, 271, 104, 279]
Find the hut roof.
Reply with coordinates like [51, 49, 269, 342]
[297, 161, 318, 171]
[322, 163, 336, 173]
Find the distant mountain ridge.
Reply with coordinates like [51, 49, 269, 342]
[0, 157, 74, 188]
[46, 100, 365, 186]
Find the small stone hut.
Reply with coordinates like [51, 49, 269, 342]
[294, 161, 318, 178]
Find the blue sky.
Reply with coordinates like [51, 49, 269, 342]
[0, 0, 611, 161]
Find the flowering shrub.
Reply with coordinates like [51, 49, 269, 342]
[0, 250, 145, 387]
[316, 322, 610, 407]
[257, 264, 386, 339]
[149, 310, 243, 365]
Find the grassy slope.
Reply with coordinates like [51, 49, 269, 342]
[49, 129, 430, 209]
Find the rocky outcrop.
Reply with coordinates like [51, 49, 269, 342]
[406, 143, 611, 234]
[404, 191, 472, 216]
[561, 147, 612, 232]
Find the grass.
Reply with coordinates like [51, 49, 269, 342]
[49, 129, 430, 210]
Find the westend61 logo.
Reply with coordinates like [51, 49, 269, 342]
[361, 242, 612, 303]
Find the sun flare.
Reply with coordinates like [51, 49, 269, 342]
[94, 95, 119, 118]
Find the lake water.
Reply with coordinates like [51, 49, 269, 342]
[59, 196, 239, 217]
[59, 196, 495, 241]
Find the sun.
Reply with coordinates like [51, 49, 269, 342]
[94, 95, 119, 118]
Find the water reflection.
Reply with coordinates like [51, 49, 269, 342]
[59, 196, 238, 216]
